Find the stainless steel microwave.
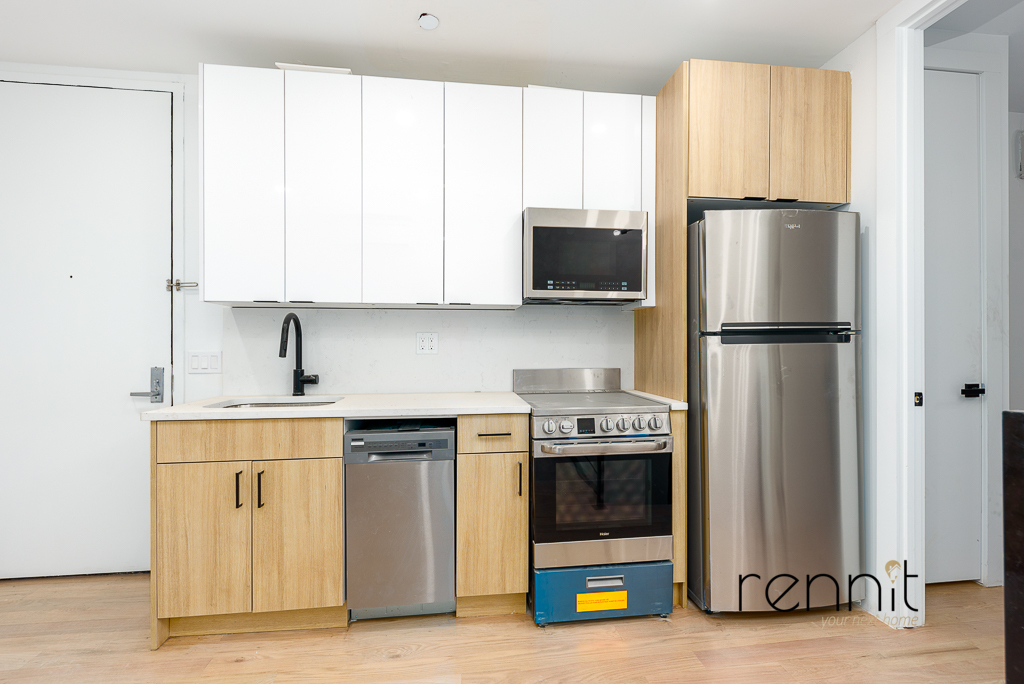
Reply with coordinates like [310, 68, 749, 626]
[523, 208, 648, 303]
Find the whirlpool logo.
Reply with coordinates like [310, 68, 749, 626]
[738, 559, 920, 624]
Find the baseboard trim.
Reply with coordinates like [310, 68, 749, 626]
[456, 593, 527, 617]
[166, 605, 349, 638]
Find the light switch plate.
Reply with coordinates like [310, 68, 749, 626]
[416, 332, 438, 355]
[188, 351, 222, 374]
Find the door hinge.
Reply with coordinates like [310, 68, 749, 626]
[914, 392, 923, 407]
[167, 279, 198, 292]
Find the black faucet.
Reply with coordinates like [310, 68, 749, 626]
[279, 313, 319, 396]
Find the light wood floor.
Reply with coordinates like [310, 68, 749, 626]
[0, 573, 1005, 683]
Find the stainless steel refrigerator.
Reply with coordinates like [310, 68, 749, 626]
[687, 209, 862, 612]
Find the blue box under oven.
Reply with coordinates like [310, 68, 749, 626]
[531, 561, 673, 625]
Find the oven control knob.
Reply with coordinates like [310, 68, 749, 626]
[648, 415, 664, 430]
[559, 419, 574, 434]
[600, 417, 615, 432]
[542, 419, 556, 435]
[616, 417, 631, 432]
[633, 416, 647, 431]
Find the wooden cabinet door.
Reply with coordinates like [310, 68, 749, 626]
[769, 65, 850, 203]
[361, 76, 444, 305]
[156, 461, 251, 618]
[443, 82, 523, 307]
[284, 70, 362, 304]
[523, 86, 583, 210]
[252, 458, 345, 613]
[202, 64, 284, 302]
[456, 452, 528, 597]
[687, 59, 770, 199]
[583, 91, 642, 211]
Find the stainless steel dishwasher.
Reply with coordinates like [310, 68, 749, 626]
[344, 421, 456, 620]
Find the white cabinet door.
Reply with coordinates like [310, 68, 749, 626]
[284, 71, 362, 303]
[444, 82, 523, 307]
[638, 94, 657, 307]
[583, 91, 642, 211]
[523, 86, 583, 210]
[203, 64, 284, 302]
[362, 76, 444, 305]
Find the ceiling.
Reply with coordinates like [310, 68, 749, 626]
[926, 0, 1024, 110]
[0, 0, 901, 95]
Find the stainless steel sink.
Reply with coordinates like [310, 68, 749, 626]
[205, 396, 343, 409]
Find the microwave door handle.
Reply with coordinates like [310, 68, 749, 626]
[538, 440, 669, 457]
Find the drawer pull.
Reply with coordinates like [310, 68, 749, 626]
[518, 461, 523, 496]
[478, 432, 512, 437]
[235, 470, 243, 509]
[257, 470, 265, 508]
[587, 575, 625, 589]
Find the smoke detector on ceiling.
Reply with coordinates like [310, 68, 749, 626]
[418, 13, 439, 30]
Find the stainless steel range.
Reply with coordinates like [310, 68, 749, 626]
[514, 368, 673, 570]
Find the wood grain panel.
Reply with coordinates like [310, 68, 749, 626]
[156, 461, 252, 618]
[456, 414, 528, 454]
[252, 458, 345, 613]
[169, 605, 348, 636]
[670, 410, 687, 586]
[688, 59, 770, 199]
[455, 593, 527, 617]
[456, 452, 528, 597]
[769, 65, 850, 203]
[635, 61, 688, 402]
[149, 423, 169, 650]
[156, 418, 344, 463]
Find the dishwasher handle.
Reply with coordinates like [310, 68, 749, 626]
[367, 451, 435, 463]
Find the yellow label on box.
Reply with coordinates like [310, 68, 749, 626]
[576, 590, 628, 612]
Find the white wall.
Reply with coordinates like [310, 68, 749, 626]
[1011, 111, 1024, 410]
[222, 307, 635, 396]
[823, 23, 879, 609]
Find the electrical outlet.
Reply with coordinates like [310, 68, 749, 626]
[188, 351, 222, 374]
[416, 332, 438, 355]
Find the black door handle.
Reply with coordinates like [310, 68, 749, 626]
[257, 470, 265, 508]
[518, 461, 523, 497]
[961, 383, 986, 398]
[235, 470, 243, 508]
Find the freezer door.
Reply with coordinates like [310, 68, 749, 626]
[701, 210, 860, 332]
[701, 335, 861, 612]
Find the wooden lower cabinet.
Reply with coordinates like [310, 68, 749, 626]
[456, 451, 528, 599]
[252, 458, 345, 613]
[156, 461, 252, 618]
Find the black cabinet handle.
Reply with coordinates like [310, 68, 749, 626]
[478, 432, 512, 437]
[961, 383, 986, 398]
[518, 461, 523, 497]
[235, 470, 243, 508]
[257, 470, 265, 508]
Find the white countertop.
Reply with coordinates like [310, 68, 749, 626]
[143, 391, 532, 421]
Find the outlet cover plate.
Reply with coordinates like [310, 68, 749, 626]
[416, 332, 438, 355]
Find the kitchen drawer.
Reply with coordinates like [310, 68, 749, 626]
[457, 414, 528, 454]
[531, 561, 673, 625]
[156, 419, 345, 463]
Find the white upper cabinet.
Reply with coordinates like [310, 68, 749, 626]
[361, 76, 445, 305]
[523, 87, 583, 210]
[639, 94, 657, 307]
[202, 64, 284, 302]
[583, 91, 642, 211]
[444, 82, 523, 307]
[284, 71, 362, 304]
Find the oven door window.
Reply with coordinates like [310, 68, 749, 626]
[532, 451, 671, 543]
[532, 226, 643, 293]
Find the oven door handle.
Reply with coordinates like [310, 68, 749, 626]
[538, 440, 670, 457]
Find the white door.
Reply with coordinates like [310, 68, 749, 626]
[203, 64, 284, 303]
[362, 76, 444, 305]
[0, 80, 171, 577]
[444, 82, 523, 306]
[285, 70, 362, 304]
[923, 68, 983, 583]
[523, 86, 583, 210]
[583, 91, 642, 211]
